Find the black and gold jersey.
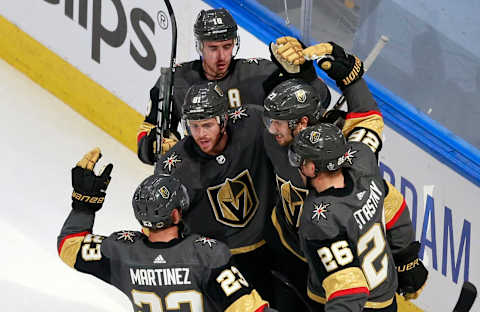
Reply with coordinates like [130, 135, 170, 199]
[57, 209, 268, 312]
[299, 142, 398, 311]
[167, 58, 279, 133]
[155, 106, 276, 254]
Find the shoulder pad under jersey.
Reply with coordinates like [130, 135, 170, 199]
[191, 234, 231, 269]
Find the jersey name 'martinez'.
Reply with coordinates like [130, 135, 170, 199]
[353, 180, 383, 230]
[130, 267, 191, 286]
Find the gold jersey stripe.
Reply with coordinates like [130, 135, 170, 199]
[225, 289, 268, 312]
[322, 267, 369, 300]
[230, 240, 266, 255]
[271, 207, 307, 262]
[307, 287, 394, 309]
[384, 181, 405, 227]
[343, 112, 384, 138]
[59, 236, 85, 268]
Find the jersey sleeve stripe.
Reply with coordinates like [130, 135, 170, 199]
[343, 113, 384, 139]
[328, 286, 370, 301]
[384, 181, 407, 230]
[322, 267, 369, 301]
[386, 199, 406, 230]
[58, 231, 90, 268]
[58, 231, 90, 254]
[346, 111, 382, 119]
[137, 131, 147, 143]
[225, 290, 268, 312]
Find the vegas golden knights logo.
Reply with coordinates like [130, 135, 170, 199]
[276, 175, 308, 228]
[207, 170, 259, 227]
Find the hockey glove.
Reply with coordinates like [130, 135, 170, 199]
[137, 121, 178, 165]
[270, 36, 305, 73]
[303, 42, 364, 90]
[72, 148, 113, 211]
[393, 241, 428, 300]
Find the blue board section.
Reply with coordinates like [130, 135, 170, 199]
[203, 0, 480, 187]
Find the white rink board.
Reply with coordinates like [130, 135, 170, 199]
[0, 0, 269, 115]
[380, 127, 479, 311]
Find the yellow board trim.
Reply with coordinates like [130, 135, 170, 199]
[0, 15, 143, 152]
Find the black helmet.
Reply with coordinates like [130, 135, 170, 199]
[194, 8, 240, 56]
[263, 79, 331, 129]
[182, 82, 228, 121]
[132, 174, 189, 230]
[288, 123, 350, 172]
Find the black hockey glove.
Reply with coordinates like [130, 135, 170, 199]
[71, 148, 113, 211]
[393, 241, 428, 300]
[303, 42, 364, 90]
[322, 109, 347, 129]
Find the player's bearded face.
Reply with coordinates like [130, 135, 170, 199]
[202, 39, 234, 79]
[266, 119, 294, 146]
[188, 118, 224, 154]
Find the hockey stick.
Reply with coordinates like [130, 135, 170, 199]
[270, 270, 315, 312]
[453, 281, 477, 312]
[331, 35, 389, 111]
[155, 0, 177, 158]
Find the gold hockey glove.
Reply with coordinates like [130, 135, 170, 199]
[270, 36, 305, 73]
[303, 41, 364, 90]
[71, 148, 113, 211]
[393, 241, 428, 300]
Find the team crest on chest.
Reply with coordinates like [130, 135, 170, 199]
[229, 107, 248, 123]
[276, 175, 308, 228]
[207, 169, 259, 227]
[163, 152, 181, 173]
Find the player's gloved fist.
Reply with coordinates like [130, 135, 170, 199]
[393, 241, 428, 300]
[71, 148, 113, 211]
[137, 121, 157, 165]
[270, 36, 305, 74]
[304, 41, 364, 90]
[162, 133, 179, 154]
[275, 36, 305, 65]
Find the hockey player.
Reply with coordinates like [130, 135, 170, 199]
[57, 148, 278, 312]
[263, 42, 427, 309]
[153, 82, 286, 307]
[137, 7, 315, 161]
[289, 123, 400, 311]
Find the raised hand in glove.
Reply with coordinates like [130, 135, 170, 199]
[393, 241, 428, 300]
[303, 41, 364, 90]
[72, 148, 113, 211]
[137, 122, 179, 165]
[270, 36, 305, 73]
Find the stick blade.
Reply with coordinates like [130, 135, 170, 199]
[454, 281, 477, 312]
